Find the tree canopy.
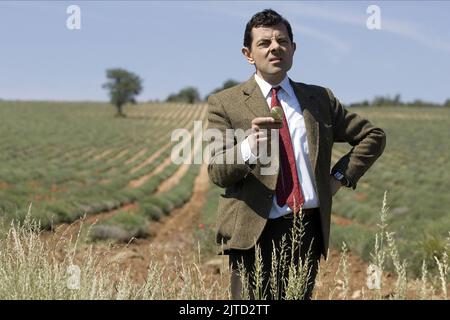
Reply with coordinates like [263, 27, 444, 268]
[102, 68, 143, 116]
[166, 87, 200, 104]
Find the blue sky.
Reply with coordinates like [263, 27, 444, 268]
[1, 1, 449, 104]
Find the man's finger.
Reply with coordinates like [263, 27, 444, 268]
[252, 117, 276, 125]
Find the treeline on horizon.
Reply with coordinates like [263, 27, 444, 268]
[158, 79, 240, 104]
[159, 80, 450, 108]
[2, 75, 449, 108]
[347, 93, 450, 108]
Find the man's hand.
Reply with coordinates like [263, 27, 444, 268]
[330, 175, 342, 196]
[248, 117, 282, 156]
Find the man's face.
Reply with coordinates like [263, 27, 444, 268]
[242, 23, 296, 85]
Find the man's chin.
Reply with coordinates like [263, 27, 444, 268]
[268, 69, 288, 78]
[268, 65, 290, 75]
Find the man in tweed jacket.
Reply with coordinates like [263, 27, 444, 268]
[207, 9, 386, 300]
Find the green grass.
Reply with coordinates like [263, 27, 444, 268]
[0, 100, 205, 228]
[331, 106, 450, 276]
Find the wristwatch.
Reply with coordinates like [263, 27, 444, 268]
[333, 171, 350, 187]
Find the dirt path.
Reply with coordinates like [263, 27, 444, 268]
[148, 164, 209, 258]
[81, 163, 212, 285]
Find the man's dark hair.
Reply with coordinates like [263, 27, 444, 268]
[243, 9, 293, 49]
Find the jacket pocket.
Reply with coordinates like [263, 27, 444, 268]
[215, 194, 241, 244]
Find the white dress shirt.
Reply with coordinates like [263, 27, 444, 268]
[241, 74, 320, 218]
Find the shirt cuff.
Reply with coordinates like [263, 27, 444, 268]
[241, 138, 258, 164]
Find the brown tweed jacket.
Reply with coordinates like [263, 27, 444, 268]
[207, 76, 386, 257]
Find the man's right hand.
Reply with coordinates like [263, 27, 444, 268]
[248, 117, 282, 157]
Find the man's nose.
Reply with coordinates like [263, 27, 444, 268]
[270, 40, 281, 52]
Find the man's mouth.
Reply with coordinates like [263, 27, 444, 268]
[269, 57, 282, 63]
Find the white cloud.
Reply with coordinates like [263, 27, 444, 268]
[200, 4, 352, 57]
[383, 19, 450, 53]
[293, 23, 351, 54]
[284, 2, 450, 54]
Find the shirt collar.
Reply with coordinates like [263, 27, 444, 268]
[254, 73, 294, 99]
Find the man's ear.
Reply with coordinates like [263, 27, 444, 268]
[293, 42, 297, 53]
[242, 47, 255, 65]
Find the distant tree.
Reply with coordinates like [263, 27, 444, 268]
[350, 94, 444, 108]
[372, 95, 388, 107]
[221, 79, 240, 90]
[166, 87, 200, 104]
[393, 93, 402, 105]
[412, 99, 425, 107]
[102, 68, 143, 117]
[361, 99, 370, 107]
[371, 94, 402, 107]
[206, 79, 240, 99]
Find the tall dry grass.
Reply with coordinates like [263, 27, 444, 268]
[0, 207, 229, 300]
[0, 194, 448, 300]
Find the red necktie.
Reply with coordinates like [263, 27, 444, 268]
[271, 87, 304, 213]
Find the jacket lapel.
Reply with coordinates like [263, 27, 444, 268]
[241, 76, 271, 118]
[290, 80, 320, 175]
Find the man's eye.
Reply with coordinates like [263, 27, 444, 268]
[258, 42, 270, 47]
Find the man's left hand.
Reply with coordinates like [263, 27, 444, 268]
[330, 175, 342, 196]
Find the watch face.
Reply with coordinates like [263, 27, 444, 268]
[334, 172, 344, 180]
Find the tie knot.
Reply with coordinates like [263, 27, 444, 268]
[271, 86, 281, 108]
[272, 86, 281, 94]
